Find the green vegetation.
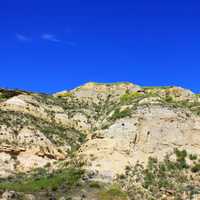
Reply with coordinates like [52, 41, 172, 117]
[98, 185, 128, 200]
[120, 91, 145, 103]
[174, 148, 188, 169]
[117, 149, 200, 200]
[191, 163, 200, 173]
[34, 93, 90, 111]
[0, 89, 31, 100]
[165, 95, 173, 102]
[143, 86, 173, 90]
[0, 93, 6, 99]
[0, 110, 85, 149]
[56, 92, 74, 98]
[139, 87, 200, 117]
[109, 108, 132, 121]
[89, 181, 101, 188]
[189, 154, 198, 160]
[0, 91, 17, 100]
[162, 98, 200, 116]
[0, 168, 83, 192]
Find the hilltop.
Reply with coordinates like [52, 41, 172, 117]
[0, 82, 200, 200]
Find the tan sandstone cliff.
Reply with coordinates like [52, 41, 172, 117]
[0, 83, 200, 182]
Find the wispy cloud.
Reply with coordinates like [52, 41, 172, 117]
[15, 32, 76, 47]
[41, 34, 61, 43]
[16, 33, 30, 42]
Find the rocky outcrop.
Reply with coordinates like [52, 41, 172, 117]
[0, 82, 200, 182]
[0, 126, 65, 177]
[78, 104, 200, 180]
[55, 82, 141, 104]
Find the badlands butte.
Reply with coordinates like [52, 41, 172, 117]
[0, 82, 200, 200]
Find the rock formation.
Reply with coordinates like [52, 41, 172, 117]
[0, 83, 200, 199]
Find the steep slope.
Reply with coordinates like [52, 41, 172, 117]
[0, 91, 86, 177]
[0, 83, 200, 199]
[69, 84, 200, 181]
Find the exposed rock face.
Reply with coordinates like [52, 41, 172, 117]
[0, 122, 66, 177]
[55, 82, 141, 103]
[0, 82, 200, 182]
[79, 105, 200, 180]
[0, 93, 86, 177]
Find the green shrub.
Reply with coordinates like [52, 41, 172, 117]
[117, 150, 200, 200]
[189, 154, 198, 160]
[165, 95, 173, 102]
[99, 185, 128, 200]
[0, 89, 26, 99]
[175, 148, 187, 160]
[174, 149, 188, 169]
[0, 168, 83, 192]
[110, 108, 131, 121]
[78, 133, 86, 143]
[0, 93, 5, 99]
[56, 92, 73, 98]
[89, 181, 101, 188]
[191, 163, 200, 173]
[120, 91, 144, 103]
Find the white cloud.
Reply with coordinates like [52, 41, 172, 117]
[15, 33, 76, 46]
[41, 34, 61, 43]
[16, 33, 30, 42]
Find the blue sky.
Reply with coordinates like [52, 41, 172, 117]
[0, 0, 200, 93]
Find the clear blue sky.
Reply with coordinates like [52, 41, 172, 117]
[0, 0, 199, 93]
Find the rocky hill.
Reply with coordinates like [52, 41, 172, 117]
[0, 82, 200, 200]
